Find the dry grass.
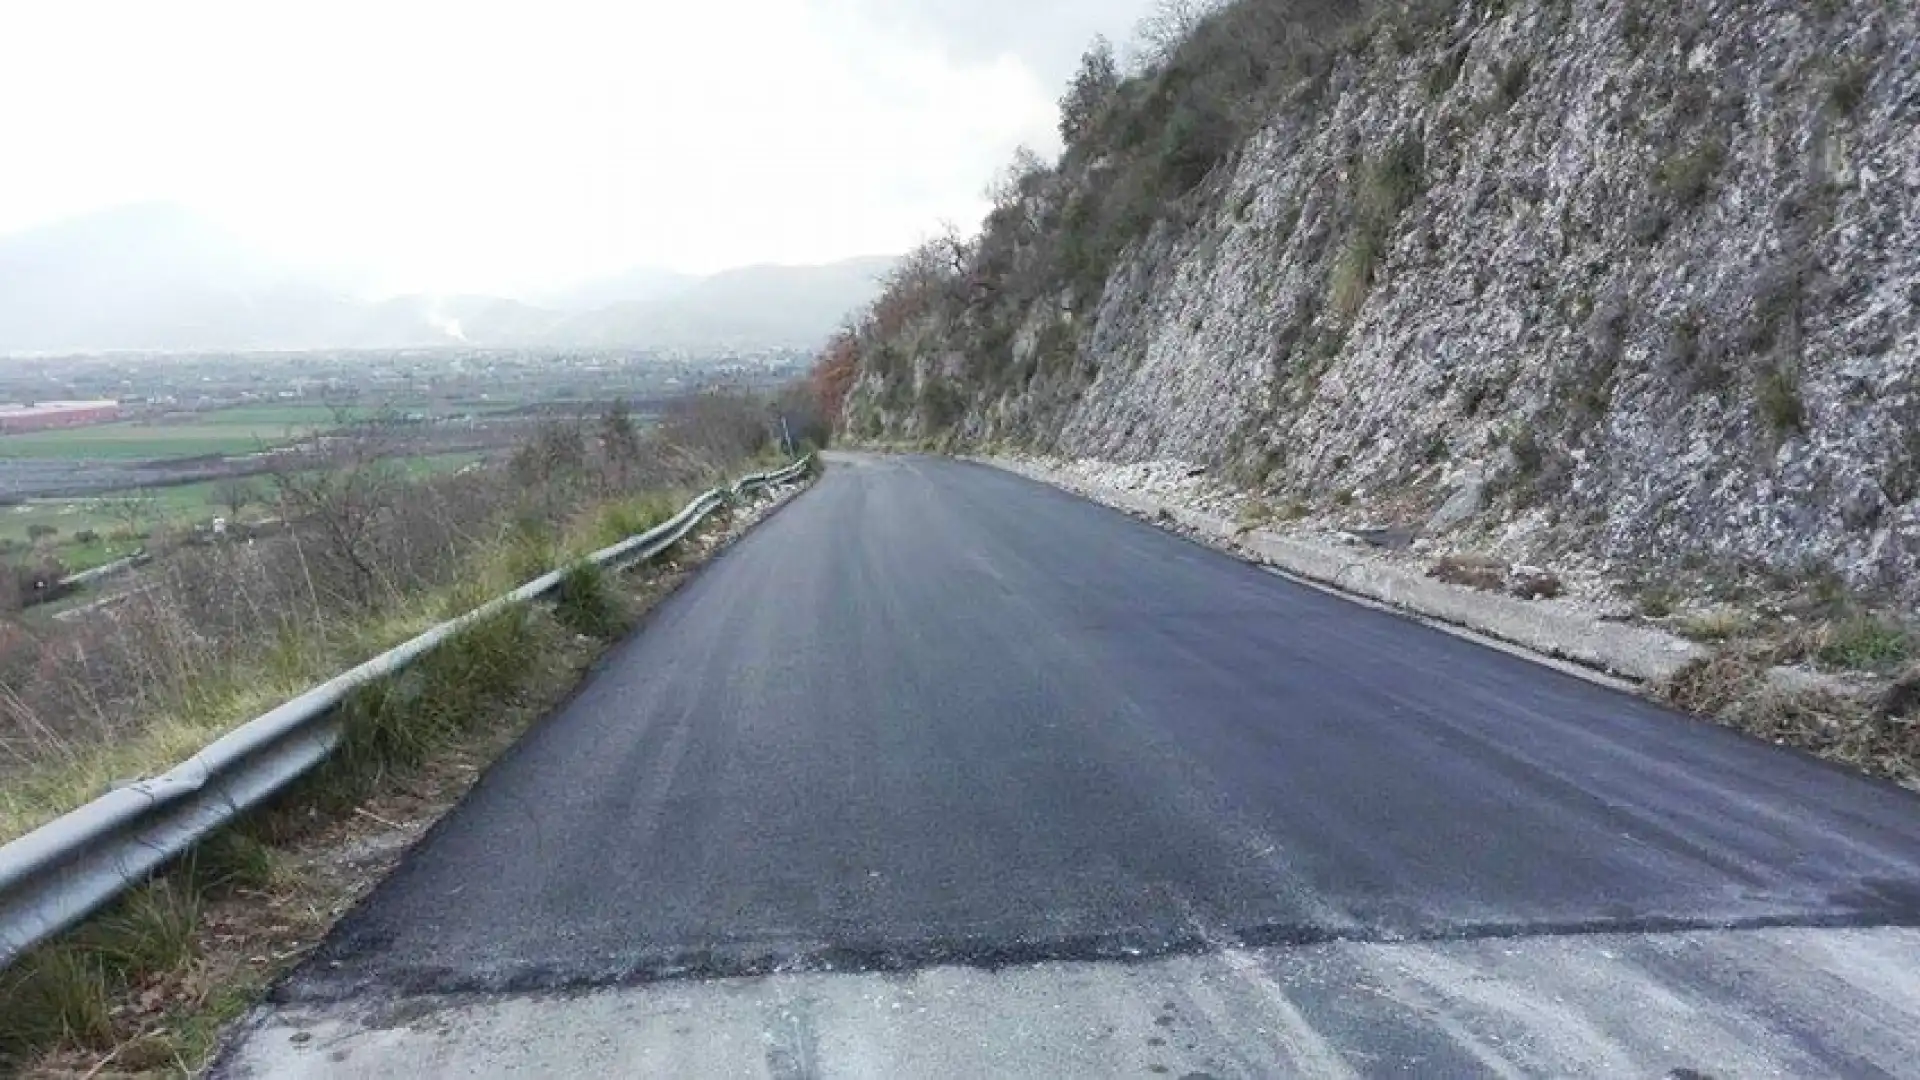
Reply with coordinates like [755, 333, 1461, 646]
[1430, 553, 1508, 592]
[0, 396, 771, 845]
[2, 607, 594, 1074]
[0, 464, 803, 1075]
[1663, 648, 1919, 783]
[1677, 607, 1752, 643]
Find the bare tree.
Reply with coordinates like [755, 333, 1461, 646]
[268, 417, 404, 610]
[105, 494, 157, 541]
[1129, 0, 1220, 73]
[655, 392, 772, 481]
[598, 399, 646, 492]
[932, 222, 973, 278]
[214, 478, 259, 521]
[985, 146, 1047, 210]
[511, 419, 591, 519]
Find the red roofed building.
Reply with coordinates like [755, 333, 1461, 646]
[0, 400, 121, 434]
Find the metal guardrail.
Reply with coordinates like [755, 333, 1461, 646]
[0, 456, 812, 971]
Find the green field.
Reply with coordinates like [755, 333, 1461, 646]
[0, 451, 488, 572]
[0, 407, 343, 461]
[0, 403, 510, 462]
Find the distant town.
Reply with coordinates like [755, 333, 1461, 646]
[0, 346, 813, 583]
[0, 346, 810, 423]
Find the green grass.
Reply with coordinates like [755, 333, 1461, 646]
[0, 416, 323, 462]
[1817, 615, 1914, 673]
[0, 401, 510, 462]
[553, 562, 629, 640]
[0, 452, 486, 571]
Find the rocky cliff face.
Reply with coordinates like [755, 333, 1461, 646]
[839, 0, 1920, 604]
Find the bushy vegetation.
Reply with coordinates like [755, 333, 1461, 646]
[0, 393, 773, 842]
[1655, 137, 1728, 208]
[1333, 135, 1426, 317]
[811, 0, 1399, 441]
[1756, 364, 1806, 436]
[0, 393, 796, 1071]
[1817, 614, 1914, 673]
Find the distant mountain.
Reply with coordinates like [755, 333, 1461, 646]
[0, 205, 894, 355]
[338, 295, 561, 348]
[547, 256, 898, 350]
[534, 267, 697, 313]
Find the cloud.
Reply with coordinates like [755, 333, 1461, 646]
[829, 0, 1156, 87]
[0, 0, 1157, 297]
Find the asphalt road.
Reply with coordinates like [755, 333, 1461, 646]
[226, 453, 1920, 1077]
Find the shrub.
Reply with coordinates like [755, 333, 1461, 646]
[1059, 36, 1120, 149]
[1330, 136, 1426, 318]
[1828, 59, 1871, 117]
[1427, 45, 1468, 98]
[1330, 231, 1385, 318]
[189, 829, 288, 894]
[75, 879, 201, 978]
[321, 608, 540, 801]
[919, 379, 967, 432]
[553, 562, 627, 640]
[1745, 260, 1806, 356]
[1, 558, 74, 612]
[1509, 422, 1544, 480]
[1665, 308, 1729, 394]
[1620, 0, 1651, 50]
[1817, 615, 1914, 673]
[1494, 57, 1531, 108]
[0, 948, 116, 1058]
[1756, 365, 1805, 436]
[591, 493, 680, 548]
[1363, 137, 1426, 226]
[1637, 585, 1679, 618]
[1886, 426, 1920, 506]
[1655, 138, 1728, 207]
[0, 878, 202, 1061]
[1159, 101, 1236, 192]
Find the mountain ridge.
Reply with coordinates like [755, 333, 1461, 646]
[0, 205, 895, 355]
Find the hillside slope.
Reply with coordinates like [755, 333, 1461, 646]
[837, 0, 1920, 603]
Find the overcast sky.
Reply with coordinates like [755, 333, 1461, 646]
[0, 0, 1158, 298]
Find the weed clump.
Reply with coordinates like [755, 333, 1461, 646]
[1756, 365, 1806, 436]
[1817, 614, 1914, 673]
[1664, 650, 1919, 782]
[554, 562, 629, 640]
[1655, 138, 1728, 208]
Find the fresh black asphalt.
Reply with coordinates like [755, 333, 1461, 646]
[283, 454, 1920, 1001]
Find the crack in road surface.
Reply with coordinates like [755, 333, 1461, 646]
[219, 454, 1920, 1077]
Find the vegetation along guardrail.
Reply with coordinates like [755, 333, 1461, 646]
[0, 456, 813, 970]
